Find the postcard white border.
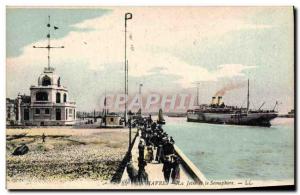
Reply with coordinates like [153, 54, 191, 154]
[1, 0, 299, 194]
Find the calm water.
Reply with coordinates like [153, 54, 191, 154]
[164, 117, 294, 181]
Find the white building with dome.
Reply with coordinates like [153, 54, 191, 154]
[19, 67, 76, 126]
[10, 16, 77, 126]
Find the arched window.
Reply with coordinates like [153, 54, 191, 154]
[42, 76, 51, 86]
[56, 92, 61, 103]
[57, 77, 61, 87]
[36, 91, 48, 101]
[63, 93, 67, 102]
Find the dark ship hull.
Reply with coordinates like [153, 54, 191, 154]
[187, 111, 277, 127]
[187, 80, 278, 127]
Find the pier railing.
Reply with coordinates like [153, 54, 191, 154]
[174, 145, 207, 183]
[111, 128, 139, 184]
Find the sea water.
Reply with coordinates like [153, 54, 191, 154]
[164, 117, 294, 181]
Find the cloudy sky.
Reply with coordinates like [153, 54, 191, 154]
[6, 7, 294, 113]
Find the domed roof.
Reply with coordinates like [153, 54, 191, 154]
[38, 67, 61, 87]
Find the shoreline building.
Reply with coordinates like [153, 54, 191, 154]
[7, 16, 76, 126]
[19, 67, 76, 126]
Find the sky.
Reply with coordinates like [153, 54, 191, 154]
[6, 7, 294, 113]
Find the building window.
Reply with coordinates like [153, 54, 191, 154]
[42, 75, 51, 86]
[56, 92, 61, 103]
[45, 108, 50, 114]
[63, 94, 67, 103]
[66, 109, 68, 120]
[56, 109, 61, 120]
[35, 108, 40, 114]
[57, 77, 61, 87]
[110, 117, 114, 122]
[36, 91, 48, 101]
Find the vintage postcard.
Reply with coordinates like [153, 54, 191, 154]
[6, 6, 294, 190]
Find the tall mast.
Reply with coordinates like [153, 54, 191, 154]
[247, 79, 250, 111]
[33, 16, 64, 70]
[124, 13, 132, 126]
[193, 81, 200, 106]
[124, 16, 127, 126]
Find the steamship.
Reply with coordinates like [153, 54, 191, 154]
[187, 80, 278, 127]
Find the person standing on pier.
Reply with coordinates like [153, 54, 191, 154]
[151, 122, 157, 131]
[145, 146, 153, 162]
[138, 157, 148, 184]
[162, 157, 172, 183]
[150, 132, 159, 147]
[138, 140, 145, 161]
[148, 114, 153, 126]
[170, 136, 175, 144]
[171, 155, 180, 184]
[163, 139, 175, 156]
[126, 161, 138, 184]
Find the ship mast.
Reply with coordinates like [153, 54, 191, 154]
[193, 81, 200, 106]
[247, 79, 250, 111]
[196, 83, 199, 106]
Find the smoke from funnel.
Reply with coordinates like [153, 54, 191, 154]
[215, 81, 246, 96]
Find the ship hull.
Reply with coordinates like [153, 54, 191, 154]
[187, 112, 277, 127]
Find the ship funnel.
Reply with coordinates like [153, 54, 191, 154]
[217, 96, 223, 106]
[211, 96, 217, 105]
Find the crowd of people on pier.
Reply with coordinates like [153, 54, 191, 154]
[128, 115, 181, 184]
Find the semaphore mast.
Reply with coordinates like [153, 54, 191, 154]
[124, 12, 132, 126]
[33, 16, 64, 72]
